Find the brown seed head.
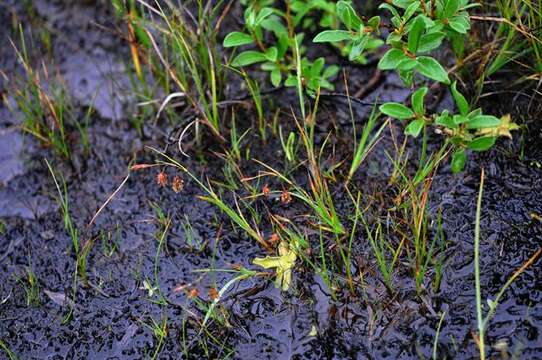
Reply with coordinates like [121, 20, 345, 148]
[172, 176, 184, 193]
[208, 287, 219, 300]
[156, 171, 168, 187]
[268, 233, 280, 246]
[281, 190, 292, 204]
[188, 288, 199, 298]
[262, 183, 270, 197]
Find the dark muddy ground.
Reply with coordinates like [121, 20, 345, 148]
[1, 1, 541, 359]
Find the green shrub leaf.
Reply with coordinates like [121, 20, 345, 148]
[232, 51, 268, 66]
[397, 58, 418, 71]
[349, 36, 369, 61]
[451, 149, 466, 173]
[453, 114, 470, 125]
[417, 32, 445, 53]
[435, 110, 457, 128]
[379, 102, 415, 119]
[407, 16, 425, 54]
[313, 30, 352, 43]
[270, 69, 281, 87]
[444, 0, 460, 19]
[448, 15, 470, 34]
[466, 115, 501, 129]
[378, 49, 408, 70]
[451, 81, 469, 116]
[468, 136, 497, 151]
[223, 32, 254, 47]
[255, 8, 274, 26]
[336, 1, 362, 30]
[405, 118, 425, 137]
[415, 56, 450, 83]
[411, 87, 428, 114]
[264, 47, 278, 62]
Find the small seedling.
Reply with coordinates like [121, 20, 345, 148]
[45, 159, 79, 254]
[278, 126, 298, 164]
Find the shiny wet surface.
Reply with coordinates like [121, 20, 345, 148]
[0, 1, 541, 359]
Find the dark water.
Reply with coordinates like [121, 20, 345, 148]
[0, 1, 540, 359]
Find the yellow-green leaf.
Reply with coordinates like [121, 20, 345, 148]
[478, 114, 519, 139]
[253, 242, 296, 291]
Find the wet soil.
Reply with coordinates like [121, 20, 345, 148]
[1, 1, 541, 359]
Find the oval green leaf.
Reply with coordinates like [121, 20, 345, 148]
[415, 56, 450, 84]
[466, 115, 501, 129]
[223, 32, 254, 47]
[379, 102, 415, 120]
[231, 51, 268, 67]
[468, 136, 496, 151]
[411, 87, 428, 114]
[313, 30, 352, 43]
[405, 118, 425, 137]
[451, 149, 467, 173]
[378, 48, 408, 70]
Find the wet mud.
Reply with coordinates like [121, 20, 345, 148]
[0, 1, 541, 359]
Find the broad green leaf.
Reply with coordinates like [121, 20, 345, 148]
[468, 108, 483, 118]
[379, 102, 415, 119]
[466, 115, 501, 129]
[451, 149, 466, 173]
[478, 114, 519, 138]
[405, 118, 425, 137]
[277, 34, 289, 57]
[311, 58, 325, 77]
[444, 0, 460, 19]
[448, 15, 470, 34]
[336, 1, 362, 30]
[386, 32, 403, 46]
[417, 32, 445, 53]
[399, 68, 414, 86]
[404, 2, 420, 22]
[349, 36, 369, 61]
[313, 30, 352, 43]
[270, 69, 281, 87]
[264, 47, 278, 62]
[397, 58, 418, 71]
[323, 64, 340, 78]
[451, 81, 469, 115]
[245, 7, 256, 28]
[232, 51, 268, 66]
[379, 3, 399, 18]
[223, 32, 254, 47]
[378, 48, 408, 70]
[253, 242, 296, 291]
[261, 62, 276, 71]
[368, 16, 381, 32]
[255, 7, 274, 26]
[408, 16, 426, 53]
[284, 75, 297, 87]
[468, 136, 496, 151]
[453, 114, 469, 124]
[261, 17, 288, 37]
[435, 110, 457, 128]
[411, 87, 428, 114]
[415, 56, 450, 83]
[419, 14, 436, 28]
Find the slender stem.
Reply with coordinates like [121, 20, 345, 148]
[474, 168, 485, 360]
